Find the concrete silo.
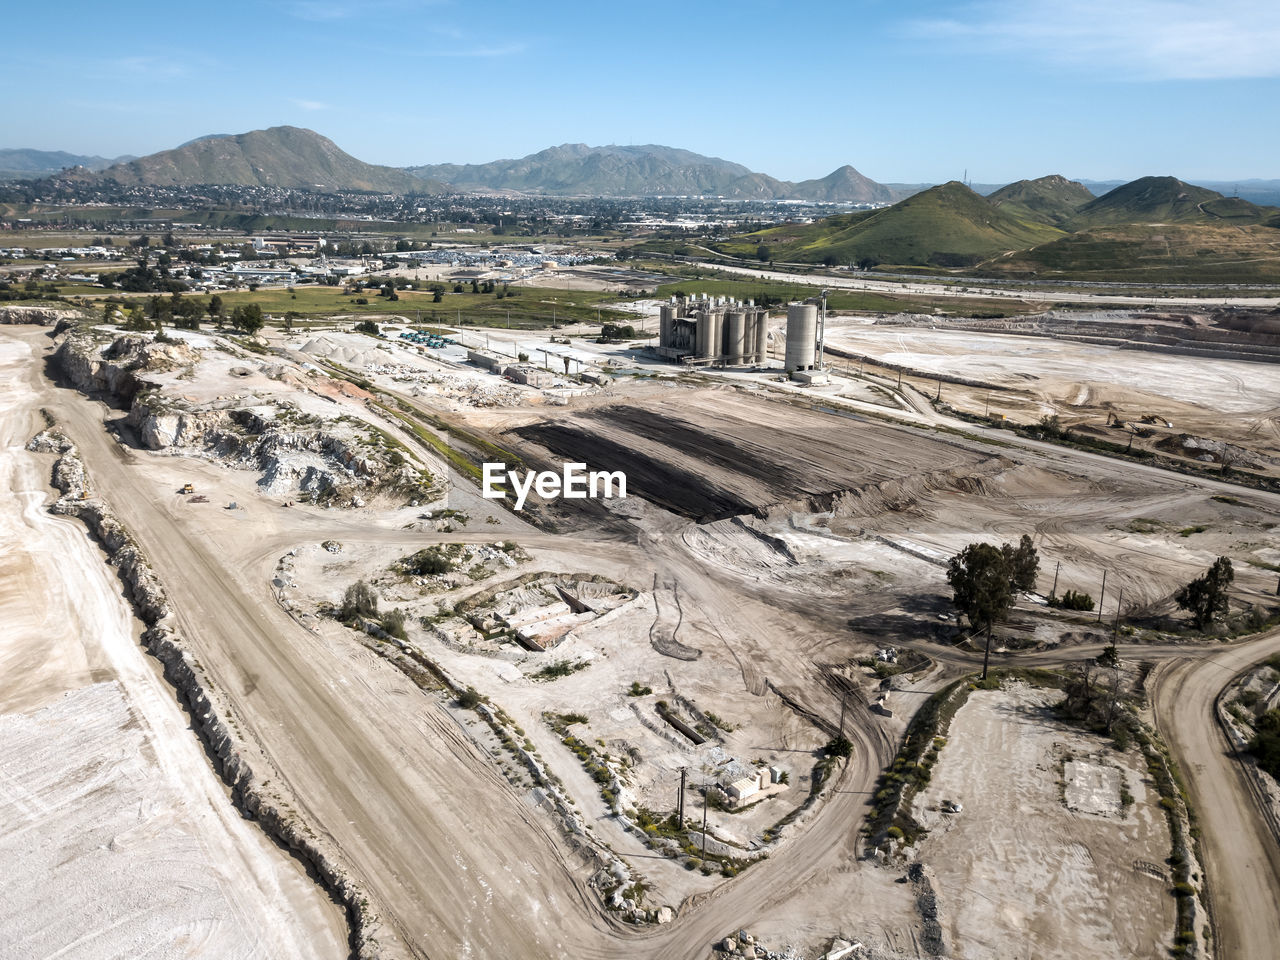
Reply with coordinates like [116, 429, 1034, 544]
[785, 303, 819, 371]
[701, 307, 722, 361]
[754, 308, 769, 364]
[727, 310, 746, 364]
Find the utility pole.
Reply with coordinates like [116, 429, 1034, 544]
[678, 768, 686, 822]
[839, 689, 847, 739]
[936, 378, 942, 402]
[1097, 569, 1107, 622]
[1050, 560, 1060, 601]
[701, 789, 708, 858]
[1113, 588, 1124, 638]
[984, 390, 991, 417]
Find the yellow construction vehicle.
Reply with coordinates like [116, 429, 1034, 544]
[180, 482, 194, 494]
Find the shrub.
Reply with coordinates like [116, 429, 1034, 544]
[1049, 589, 1095, 611]
[456, 686, 483, 709]
[826, 735, 853, 758]
[340, 579, 378, 621]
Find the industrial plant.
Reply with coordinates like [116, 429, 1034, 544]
[654, 292, 827, 382]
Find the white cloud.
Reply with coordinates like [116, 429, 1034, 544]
[291, 98, 329, 111]
[912, 0, 1280, 80]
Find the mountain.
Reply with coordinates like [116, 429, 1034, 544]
[77, 126, 430, 193]
[0, 148, 134, 181]
[986, 174, 1093, 227]
[1072, 176, 1271, 226]
[717, 181, 1064, 268]
[407, 144, 891, 201]
[786, 165, 895, 203]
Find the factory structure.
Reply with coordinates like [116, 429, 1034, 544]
[654, 292, 827, 382]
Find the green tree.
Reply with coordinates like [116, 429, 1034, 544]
[1001, 534, 1040, 593]
[340, 579, 378, 622]
[947, 542, 1015, 679]
[1175, 556, 1234, 630]
[230, 302, 264, 335]
[207, 294, 223, 322]
[756, 243, 772, 262]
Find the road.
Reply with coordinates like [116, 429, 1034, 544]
[1150, 633, 1280, 960]
[696, 260, 1280, 308]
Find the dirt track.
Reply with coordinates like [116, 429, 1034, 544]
[1149, 630, 1280, 960]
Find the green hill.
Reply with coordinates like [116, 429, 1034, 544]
[1072, 176, 1271, 226]
[717, 181, 1063, 268]
[81, 126, 431, 193]
[987, 174, 1093, 227]
[978, 222, 1280, 282]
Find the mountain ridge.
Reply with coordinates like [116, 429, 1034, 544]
[67, 126, 430, 193]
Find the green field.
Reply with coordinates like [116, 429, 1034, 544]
[113, 284, 636, 329]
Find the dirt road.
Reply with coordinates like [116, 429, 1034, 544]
[1149, 630, 1280, 960]
[0, 335, 347, 960]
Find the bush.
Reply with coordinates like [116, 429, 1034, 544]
[1049, 589, 1095, 611]
[355, 319, 380, 335]
[382, 608, 407, 640]
[456, 686, 483, 709]
[826, 735, 853, 758]
[627, 681, 652, 697]
[340, 579, 378, 621]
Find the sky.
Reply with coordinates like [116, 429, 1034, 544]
[3, 0, 1278, 184]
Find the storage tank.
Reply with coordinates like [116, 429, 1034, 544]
[785, 304, 818, 371]
[659, 304, 675, 348]
[703, 309, 722, 360]
[694, 308, 708, 357]
[727, 310, 746, 364]
[754, 309, 769, 364]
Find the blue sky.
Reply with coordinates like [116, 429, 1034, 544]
[4, 0, 1278, 183]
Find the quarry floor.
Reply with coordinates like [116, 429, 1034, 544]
[0, 337, 348, 960]
[910, 684, 1175, 960]
[821, 319, 1280, 469]
[5, 320, 1280, 959]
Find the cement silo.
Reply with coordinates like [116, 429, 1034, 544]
[659, 304, 675, 349]
[754, 308, 769, 364]
[727, 310, 746, 364]
[785, 303, 818, 371]
[701, 308, 722, 360]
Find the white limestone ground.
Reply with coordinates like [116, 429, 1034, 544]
[0, 336, 346, 960]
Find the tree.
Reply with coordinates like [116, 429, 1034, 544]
[1002, 534, 1040, 593]
[340, 580, 378, 621]
[230, 302, 264, 335]
[947, 542, 1014, 679]
[207, 294, 223, 321]
[1175, 556, 1234, 630]
[756, 243, 772, 262]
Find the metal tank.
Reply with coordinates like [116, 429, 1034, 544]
[785, 303, 818, 371]
[754, 308, 769, 364]
[659, 304, 674, 348]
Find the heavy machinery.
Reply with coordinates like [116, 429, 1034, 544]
[180, 482, 194, 494]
